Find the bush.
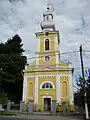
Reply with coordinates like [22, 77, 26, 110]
[69, 105, 75, 112]
[0, 92, 8, 105]
[56, 105, 63, 112]
[38, 108, 41, 112]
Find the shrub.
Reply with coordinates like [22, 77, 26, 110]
[56, 105, 63, 112]
[38, 108, 41, 112]
[0, 92, 8, 105]
[69, 105, 75, 112]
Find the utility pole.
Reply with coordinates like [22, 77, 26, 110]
[79, 45, 89, 119]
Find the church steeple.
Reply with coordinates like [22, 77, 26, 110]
[41, 4, 55, 31]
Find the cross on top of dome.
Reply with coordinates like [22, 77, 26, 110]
[47, 4, 50, 11]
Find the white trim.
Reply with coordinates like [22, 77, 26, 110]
[40, 81, 55, 89]
[22, 76, 27, 103]
[34, 75, 38, 104]
[26, 74, 69, 78]
[61, 77, 62, 97]
[36, 37, 40, 52]
[23, 67, 73, 72]
[54, 35, 59, 51]
[56, 74, 61, 103]
[54, 34, 60, 67]
[56, 53, 60, 67]
[36, 36, 40, 67]
[54, 35, 56, 51]
[22, 76, 25, 101]
[36, 54, 39, 67]
[69, 64, 74, 105]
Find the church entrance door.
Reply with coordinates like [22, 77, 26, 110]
[44, 98, 51, 111]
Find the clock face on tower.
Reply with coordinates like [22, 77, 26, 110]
[44, 56, 50, 62]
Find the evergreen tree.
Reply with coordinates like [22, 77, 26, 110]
[0, 34, 27, 102]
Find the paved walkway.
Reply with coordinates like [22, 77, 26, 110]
[0, 114, 82, 120]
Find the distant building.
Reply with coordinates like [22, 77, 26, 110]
[22, 5, 74, 111]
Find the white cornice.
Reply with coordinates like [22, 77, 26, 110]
[23, 68, 73, 73]
[26, 74, 69, 78]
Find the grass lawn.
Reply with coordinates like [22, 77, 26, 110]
[0, 112, 17, 116]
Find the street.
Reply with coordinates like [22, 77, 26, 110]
[0, 115, 82, 120]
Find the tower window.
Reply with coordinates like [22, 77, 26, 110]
[45, 39, 49, 51]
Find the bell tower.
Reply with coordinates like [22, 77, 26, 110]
[35, 5, 60, 67]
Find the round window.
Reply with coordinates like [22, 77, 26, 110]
[45, 56, 50, 62]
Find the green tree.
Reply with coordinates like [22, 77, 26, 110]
[74, 75, 84, 108]
[0, 34, 27, 102]
[74, 75, 90, 112]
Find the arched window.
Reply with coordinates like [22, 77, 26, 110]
[28, 82, 33, 97]
[62, 81, 67, 97]
[42, 83, 53, 89]
[45, 39, 49, 51]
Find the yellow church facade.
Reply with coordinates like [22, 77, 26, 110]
[22, 6, 74, 111]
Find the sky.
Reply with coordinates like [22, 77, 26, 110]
[0, 0, 90, 90]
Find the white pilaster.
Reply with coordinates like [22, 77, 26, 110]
[36, 37, 40, 52]
[34, 75, 38, 104]
[54, 34, 60, 51]
[56, 53, 59, 67]
[56, 74, 61, 103]
[36, 36, 40, 67]
[69, 64, 74, 105]
[36, 54, 39, 67]
[22, 76, 27, 103]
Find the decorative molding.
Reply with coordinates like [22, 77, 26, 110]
[23, 67, 73, 72]
[26, 74, 69, 78]
[28, 81, 33, 84]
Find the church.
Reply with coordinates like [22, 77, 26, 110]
[22, 5, 74, 111]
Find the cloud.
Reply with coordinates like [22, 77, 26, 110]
[0, 0, 90, 82]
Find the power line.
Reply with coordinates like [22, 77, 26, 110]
[27, 50, 79, 60]
[84, 50, 90, 52]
